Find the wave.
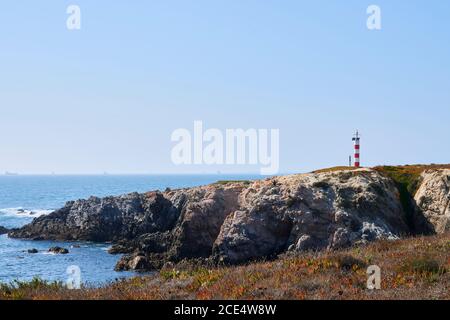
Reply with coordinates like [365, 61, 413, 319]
[41, 252, 57, 255]
[0, 208, 53, 218]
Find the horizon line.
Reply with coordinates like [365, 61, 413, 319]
[0, 172, 274, 177]
[2, 163, 448, 177]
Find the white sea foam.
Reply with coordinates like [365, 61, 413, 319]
[41, 252, 57, 256]
[0, 208, 53, 218]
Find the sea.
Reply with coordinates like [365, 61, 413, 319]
[0, 174, 260, 286]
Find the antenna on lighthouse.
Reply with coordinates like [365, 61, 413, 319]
[352, 130, 361, 168]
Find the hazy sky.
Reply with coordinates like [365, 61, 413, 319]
[0, 1, 449, 174]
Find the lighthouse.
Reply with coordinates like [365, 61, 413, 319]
[352, 131, 361, 168]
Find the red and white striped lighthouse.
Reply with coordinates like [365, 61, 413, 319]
[352, 131, 361, 168]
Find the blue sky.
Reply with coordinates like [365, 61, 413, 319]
[0, 1, 449, 174]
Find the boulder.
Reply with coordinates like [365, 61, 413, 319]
[115, 253, 155, 271]
[0, 226, 9, 235]
[48, 247, 69, 254]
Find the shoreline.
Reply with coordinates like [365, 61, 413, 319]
[2, 166, 449, 288]
[1, 233, 448, 300]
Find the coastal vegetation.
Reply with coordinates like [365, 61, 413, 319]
[0, 233, 448, 300]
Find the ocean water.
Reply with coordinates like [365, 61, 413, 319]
[0, 174, 260, 285]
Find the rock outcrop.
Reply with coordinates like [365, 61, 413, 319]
[10, 168, 447, 271]
[9, 191, 183, 242]
[114, 253, 152, 271]
[48, 247, 69, 254]
[0, 226, 8, 235]
[212, 169, 409, 264]
[414, 169, 450, 234]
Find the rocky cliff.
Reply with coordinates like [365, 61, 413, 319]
[8, 167, 449, 271]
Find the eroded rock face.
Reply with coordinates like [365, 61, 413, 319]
[10, 169, 421, 270]
[414, 170, 450, 234]
[213, 169, 410, 263]
[167, 186, 242, 260]
[113, 185, 244, 271]
[8, 191, 182, 242]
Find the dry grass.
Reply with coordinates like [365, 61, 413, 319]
[313, 164, 450, 186]
[215, 180, 252, 186]
[1, 233, 449, 300]
[312, 166, 358, 174]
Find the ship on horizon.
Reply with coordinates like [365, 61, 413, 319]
[4, 171, 19, 176]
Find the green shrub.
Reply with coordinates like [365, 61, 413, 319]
[333, 254, 367, 272]
[215, 180, 251, 186]
[399, 256, 447, 277]
[312, 181, 330, 189]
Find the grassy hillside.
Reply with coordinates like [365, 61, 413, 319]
[1, 233, 448, 300]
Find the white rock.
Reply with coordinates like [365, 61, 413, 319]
[415, 169, 450, 234]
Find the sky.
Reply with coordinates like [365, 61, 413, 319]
[0, 0, 449, 174]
